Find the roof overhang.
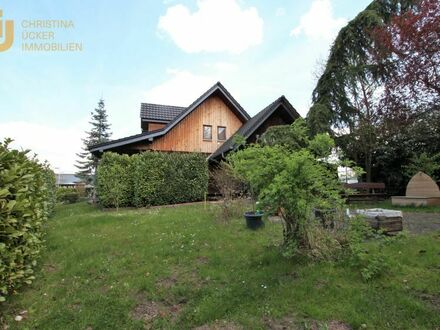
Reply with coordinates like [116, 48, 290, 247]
[89, 82, 250, 155]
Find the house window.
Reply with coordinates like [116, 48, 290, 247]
[203, 125, 212, 140]
[217, 126, 226, 141]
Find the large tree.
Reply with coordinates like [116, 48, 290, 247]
[370, 0, 440, 192]
[373, 0, 439, 121]
[75, 99, 112, 183]
[307, 0, 418, 182]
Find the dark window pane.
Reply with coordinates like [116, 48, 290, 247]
[203, 125, 212, 140]
[218, 126, 226, 140]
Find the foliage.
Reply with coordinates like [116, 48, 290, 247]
[308, 0, 439, 190]
[374, 110, 440, 194]
[309, 0, 416, 132]
[403, 152, 440, 180]
[56, 187, 80, 204]
[210, 162, 245, 222]
[96, 153, 133, 209]
[96, 152, 208, 208]
[41, 164, 57, 215]
[75, 99, 112, 184]
[306, 103, 333, 137]
[346, 217, 391, 281]
[230, 124, 344, 259]
[0, 139, 54, 301]
[373, 0, 440, 114]
[2, 202, 439, 329]
[259, 118, 334, 158]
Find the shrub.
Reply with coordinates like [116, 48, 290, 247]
[41, 163, 57, 215]
[132, 152, 208, 207]
[0, 139, 54, 301]
[230, 120, 345, 260]
[56, 187, 80, 204]
[96, 152, 208, 208]
[96, 153, 133, 209]
[210, 162, 246, 222]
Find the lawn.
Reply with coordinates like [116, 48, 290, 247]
[1, 202, 439, 329]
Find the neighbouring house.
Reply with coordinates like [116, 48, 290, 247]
[89, 82, 300, 161]
[55, 173, 83, 187]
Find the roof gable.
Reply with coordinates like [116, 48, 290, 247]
[209, 95, 300, 160]
[90, 82, 250, 153]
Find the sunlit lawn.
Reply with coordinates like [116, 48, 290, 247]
[1, 202, 439, 329]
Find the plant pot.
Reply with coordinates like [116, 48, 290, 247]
[244, 211, 264, 230]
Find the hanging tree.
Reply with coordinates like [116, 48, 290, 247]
[307, 0, 417, 182]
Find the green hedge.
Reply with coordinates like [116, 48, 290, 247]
[96, 152, 208, 208]
[56, 187, 80, 204]
[96, 153, 133, 208]
[0, 139, 56, 302]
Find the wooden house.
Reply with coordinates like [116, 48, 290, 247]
[89, 82, 300, 160]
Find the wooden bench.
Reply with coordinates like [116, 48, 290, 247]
[343, 182, 387, 202]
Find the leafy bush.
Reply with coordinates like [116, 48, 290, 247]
[347, 217, 393, 281]
[0, 139, 54, 301]
[41, 164, 57, 215]
[96, 152, 208, 208]
[132, 152, 208, 207]
[56, 187, 80, 204]
[210, 162, 246, 222]
[96, 153, 133, 209]
[230, 120, 345, 259]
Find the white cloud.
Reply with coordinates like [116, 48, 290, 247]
[290, 0, 346, 41]
[158, 0, 263, 54]
[144, 70, 217, 106]
[0, 121, 85, 173]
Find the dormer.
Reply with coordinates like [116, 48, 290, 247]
[140, 103, 185, 132]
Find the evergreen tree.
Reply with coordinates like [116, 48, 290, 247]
[307, 0, 417, 181]
[75, 99, 112, 184]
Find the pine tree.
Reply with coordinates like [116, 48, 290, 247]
[75, 99, 112, 184]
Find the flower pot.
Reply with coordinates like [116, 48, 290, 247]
[244, 211, 264, 230]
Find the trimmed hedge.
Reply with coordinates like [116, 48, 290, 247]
[56, 187, 80, 204]
[96, 153, 133, 208]
[96, 152, 208, 208]
[0, 139, 56, 301]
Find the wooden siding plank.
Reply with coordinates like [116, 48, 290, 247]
[147, 95, 244, 153]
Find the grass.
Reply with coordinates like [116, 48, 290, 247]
[1, 202, 440, 329]
[351, 199, 440, 213]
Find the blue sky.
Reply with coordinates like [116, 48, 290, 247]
[0, 0, 370, 172]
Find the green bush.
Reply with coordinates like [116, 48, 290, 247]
[132, 152, 208, 207]
[42, 164, 57, 214]
[96, 153, 133, 209]
[96, 152, 208, 208]
[0, 139, 54, 301]
[56, 187, 80, 204]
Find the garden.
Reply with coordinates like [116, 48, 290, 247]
[1, 202, 439, 329]
[1, 0, 439, 328]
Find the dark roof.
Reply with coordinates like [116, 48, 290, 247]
[56, 174, 82, 185]
[89, 82, 250, 153]
[209, 95, 300, 161]
[140, 103, 185, 122]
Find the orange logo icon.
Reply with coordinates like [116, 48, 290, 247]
[0, 9, 14, 52]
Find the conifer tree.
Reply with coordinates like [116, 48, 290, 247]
[75, 99, 111, 184]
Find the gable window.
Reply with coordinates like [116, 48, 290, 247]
[203, 125, 212, 140]
[217, 126, 226, 141]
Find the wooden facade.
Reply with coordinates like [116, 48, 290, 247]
[89, 82, 300, 159]
[134, 95, 244, 154]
